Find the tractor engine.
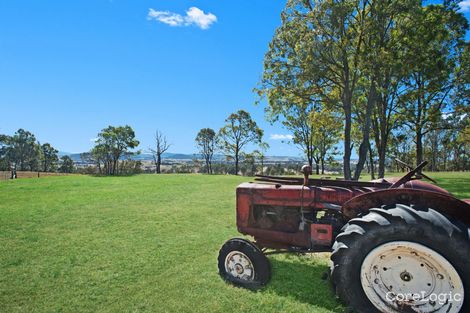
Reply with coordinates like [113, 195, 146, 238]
[236, 183, 349, 251]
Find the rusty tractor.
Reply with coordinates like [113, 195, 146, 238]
[218, 161, 470, 313]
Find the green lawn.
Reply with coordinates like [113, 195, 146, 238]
[409, 171, 470, 199]
[0, 173, 468, 313]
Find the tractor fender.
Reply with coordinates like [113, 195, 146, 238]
[341, 188, 470, 227]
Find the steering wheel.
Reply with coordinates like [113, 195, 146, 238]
[390, 160, 436, 189]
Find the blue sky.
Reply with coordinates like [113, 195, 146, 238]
[0, 1, 468, 156]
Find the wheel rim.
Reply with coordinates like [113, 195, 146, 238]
[225, 251, 255, 280]
[360, 241, 464, 313]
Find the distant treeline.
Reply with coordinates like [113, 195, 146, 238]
[0, 130, 74, 179]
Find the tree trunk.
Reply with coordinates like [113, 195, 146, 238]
[430, 132, 438, 171]
[113, 159, 118, 175]
[156, 154, 161, 174]
[234, 152, 239, 175]
[343, 104, 352, 180]
[205, 157, 210, 174]
[375, 117, 389, 179]
[354, 82, 376, 180]
[416, 131, 423, 166]
[368, 141, 375, 180]
[378, 148, 386, 178]
[306, 147, 313, 169]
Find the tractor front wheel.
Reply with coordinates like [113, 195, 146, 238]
[218, 238, 271, 289]
[331, 204, 470, 313]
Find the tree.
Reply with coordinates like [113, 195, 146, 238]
[7, 129, 40, 171]
[454, 125, 470, 170]
[218, 110, 263, 175]
[92, 125, 139, 175]
[309, 108, 341, 174]
[268, 101, 320, 170]
[352, 0, 420, 179]
[259, 0, 469, 178]
[195, 128, 217, 174]
[0, 134, 10, 171]
[240, 152, 257, 176]
[149, 130, 170, 174]
[399, 4, 468, 165]
[89, 144, 109, 174]
[59, 155, 74, 173]
[40, 143, 59, 172]
[258, 0, 368, 179]
[253, 142, 269, 175]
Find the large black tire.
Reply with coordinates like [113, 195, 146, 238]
[331, 204, 470, 313]
[218, 238, 271, 289]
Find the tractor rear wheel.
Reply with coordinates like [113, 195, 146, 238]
[218, 238, 271, 289]
[331, 204, 470, 313]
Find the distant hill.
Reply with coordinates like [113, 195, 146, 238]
[59, 151, 306, 163]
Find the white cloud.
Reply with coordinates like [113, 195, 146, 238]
[147, 7, 217, 30]
[270, 134, 294, 140]
[147, 9, 184, 27]
[460, 0, 470, 12]
[185, 7, 217, 30]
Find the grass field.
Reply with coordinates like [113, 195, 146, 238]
[1, 173, 469, 313]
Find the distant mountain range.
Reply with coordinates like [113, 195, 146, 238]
[59, 152, 305, 163]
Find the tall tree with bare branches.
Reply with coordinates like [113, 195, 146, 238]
[149, 130, 171, 174]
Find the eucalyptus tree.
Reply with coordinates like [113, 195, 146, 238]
[7, 129, 40, 171]
[59, 155, 74, 173]
[309, 108, 342, 174]
[93, 125, 139, 175]
[253, 142, 270, 175]
[218, 110, 263, 175]
[258, 0, 368, 179]
[0, 134, 10, 171]
[195, 128, 217, 174]
[353, 0, 420, 179]
[272, 102, 320, 170]
[398, 3, 468, 165]
[40, 143, 59, 172]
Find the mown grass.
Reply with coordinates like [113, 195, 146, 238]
[0, 173, 468, 313]
[416, 171, 470, 199]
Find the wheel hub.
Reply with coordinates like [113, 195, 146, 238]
[225, 251, 254, 280]
[400, 271, 412, 282]
[235, 263, 244, 274]
[360, 241, 464, 313]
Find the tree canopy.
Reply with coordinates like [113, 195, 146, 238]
[258, 0, 469, 178]
[218, 110, 264, 175]
[91, 125, 140, 175]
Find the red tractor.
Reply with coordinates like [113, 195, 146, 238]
[218, 161, 470, 313]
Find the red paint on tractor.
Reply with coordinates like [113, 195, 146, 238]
[311, 224, 333, 246]
[235, 162, 470, 250]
